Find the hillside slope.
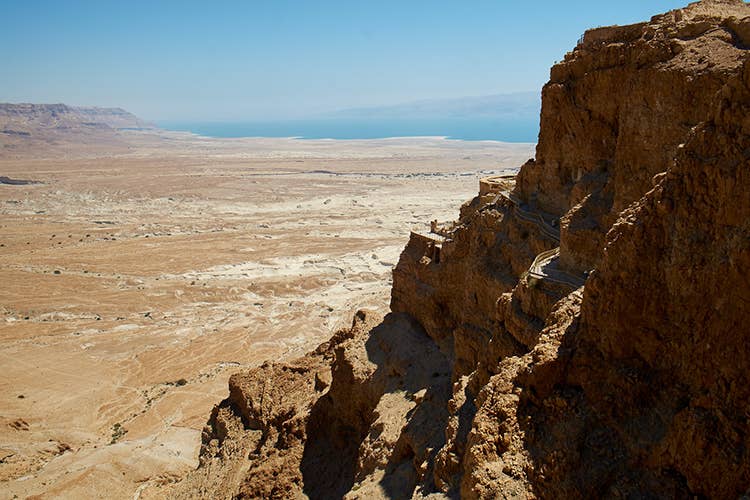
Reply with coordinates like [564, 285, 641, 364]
[172, 1, 750, 498]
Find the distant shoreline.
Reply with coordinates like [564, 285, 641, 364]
[156, 117, 539, 143]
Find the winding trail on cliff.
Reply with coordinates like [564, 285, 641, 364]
[484, 181, 586, 288]
[498, 189, 560, 242]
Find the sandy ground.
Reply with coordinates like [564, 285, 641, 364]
[0, 131, 533, 499]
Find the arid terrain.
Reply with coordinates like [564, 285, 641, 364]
[0, 128, 533, 499]
[7, 2, 750, 499]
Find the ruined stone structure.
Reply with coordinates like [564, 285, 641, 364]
[477, 175, 516, 196]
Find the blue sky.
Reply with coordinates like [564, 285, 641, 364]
[1, 1, 688, 121]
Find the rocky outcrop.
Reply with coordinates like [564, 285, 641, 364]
[174, 311, 453, 499]
[174, 1, 750, 498]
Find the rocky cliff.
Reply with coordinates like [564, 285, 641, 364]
[174, 1, 750, 498]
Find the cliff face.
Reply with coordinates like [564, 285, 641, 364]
[518, 0, 750, 274]
[175, 1, 750, 498]
[569, 58, 750, 496]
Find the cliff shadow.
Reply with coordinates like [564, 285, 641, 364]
[513, 310, 695, 497]
[300, 312, 452, 499]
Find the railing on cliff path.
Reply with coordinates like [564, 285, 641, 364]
[478, 176, 584, 288]
[496, 189, 561, 243]
[527, 248, 561, 280]
[410, 176, 585, 289]
[524, 247, 587, 289]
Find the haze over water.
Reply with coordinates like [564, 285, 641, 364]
[158, 117, 540, 143]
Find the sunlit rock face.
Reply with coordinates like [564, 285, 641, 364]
[175, 2, 750, 498]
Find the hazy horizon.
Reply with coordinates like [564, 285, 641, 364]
[154, 91, 541, 142]
[0, 90, 540, 120]
[1, 1, 689, 122]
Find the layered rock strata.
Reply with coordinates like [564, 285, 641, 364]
[175, 1, 750, 498]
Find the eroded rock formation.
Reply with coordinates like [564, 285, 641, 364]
[174, 1, 750, 498]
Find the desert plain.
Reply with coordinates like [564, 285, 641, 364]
[0, 130, 533, 499]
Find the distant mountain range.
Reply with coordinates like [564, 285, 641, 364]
[0, 103, 157, 156]
[327, 91, 540, 120]
[0, 103, 155, 134]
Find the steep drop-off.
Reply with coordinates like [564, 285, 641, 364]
[174, 1, 750, 498]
